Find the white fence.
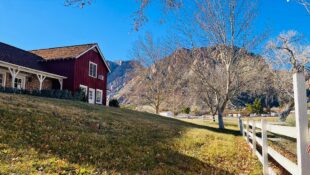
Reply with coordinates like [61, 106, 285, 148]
[238, 73, 310, 175]
[239, 118, 310, 175]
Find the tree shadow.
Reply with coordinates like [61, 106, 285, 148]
[125, 110, 242, 136]
[0, 94, 242, 174]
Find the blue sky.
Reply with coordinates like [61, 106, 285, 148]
[0, 0, 309, 61]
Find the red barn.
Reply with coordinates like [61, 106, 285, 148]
[31, 44, 110, 105]
[0, 42, 110, 106]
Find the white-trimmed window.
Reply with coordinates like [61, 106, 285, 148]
[88, 88, 95, 104]
[0, 74, 3, 87]
[79, 84, 88, 97]
[96, 89, 103, 104]
[14, 76, 25, 89]
[89, 61, 97, 78]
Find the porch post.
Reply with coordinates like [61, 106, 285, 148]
[58, 79, 63, 90]
[8, 67, 20, 88]
[36, 74, 46, 91]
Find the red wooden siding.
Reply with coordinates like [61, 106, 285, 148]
[43, 48, 108, 105]
[43, 59, 76, 91]
[73, 49, 108, 105]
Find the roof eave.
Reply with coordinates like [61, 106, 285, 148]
[75, 44, 111, 73]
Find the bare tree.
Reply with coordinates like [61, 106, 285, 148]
[194, 82, 218, 121]
[287, 0, 310, 14]
[265, 30, 310, 120]
[177, 0, 266, 129]
[65, 0, 182, 31]
[64, 0, 92, 7]
[166, 52, 187, 115]
[131, 33, 172, 114]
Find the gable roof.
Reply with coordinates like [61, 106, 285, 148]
[30, 43, 111, 72]
[30, 43, 96, 60]
[0, 42, 47, 71]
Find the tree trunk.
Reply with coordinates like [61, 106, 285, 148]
[279, 100, 295, 121]
[212, 115, 216, 122]
[155, 105, 159, 114]
[218, 110, 225, 129]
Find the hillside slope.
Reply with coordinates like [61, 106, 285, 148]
[113, 47, 265, 113]
[0, 93, 261, 174]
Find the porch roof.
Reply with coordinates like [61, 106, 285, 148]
[0, 42, 66, 79]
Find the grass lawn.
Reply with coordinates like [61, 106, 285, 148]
[0, 93, 261, 174]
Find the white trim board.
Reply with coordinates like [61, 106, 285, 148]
[79, 84, 88, 90]
[0, 60, 67, 80]
[76, 44, 111, 72]
[14, 75, 26, 89]
[95, 89, 103, 104]
[89, 61, 98, 78]
[88, 88, 95, 104]
[0, 69, 6, 87]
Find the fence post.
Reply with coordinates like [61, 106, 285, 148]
[252, 120, 256, 155]
[239, 117, 243, 135]
[261, 119, 268, 175]
[246, 119, 249, 143]
[293, 72, 310, 175]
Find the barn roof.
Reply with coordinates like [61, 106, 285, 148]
[30, 43, 96, 60]
[30, 43, 111, 72]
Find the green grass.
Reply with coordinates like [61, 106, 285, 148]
[240, 116, 302, 167]
[0, 93, 261, 174]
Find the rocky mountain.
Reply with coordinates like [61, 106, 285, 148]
[108, 47, 266, 113]
[108, 48, 198, 111]
[107, 60, 142, 101]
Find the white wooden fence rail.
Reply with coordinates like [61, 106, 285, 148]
[239, 118, 309, 175]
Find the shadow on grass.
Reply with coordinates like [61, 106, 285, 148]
[0, 93, 238, 174]
[122, 110, 242, 136]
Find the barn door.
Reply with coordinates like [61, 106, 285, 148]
[88, 88, 95, 104]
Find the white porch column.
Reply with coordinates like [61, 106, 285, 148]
[58, 79, 63, 90]
[8, 67, 20, 88]
[36, 74, 46, 91]
[293, 72, 310, 175]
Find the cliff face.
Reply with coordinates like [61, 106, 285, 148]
[108, 47, 264, 113]
[107, 60, 142, 101]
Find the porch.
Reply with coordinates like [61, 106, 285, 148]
[0, 60, 66, 91]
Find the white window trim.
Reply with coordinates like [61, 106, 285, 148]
[79, 84, 88, 98]
[79, 84, 88, 93]
[15, 75, 26, 89]
[96, 89, 103, 104]
[89, 61, 97, 78]
[98, 74, 104, 81]
[88, 88, 95, 104]
[0, 69, 6, 87]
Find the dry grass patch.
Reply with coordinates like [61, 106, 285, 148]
[0, 93, 261, 174]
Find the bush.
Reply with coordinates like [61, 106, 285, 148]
[192, 108, 200, 115]
[109, 99, 120, 108]
[73, 88, 87, 101]
[182, 107, 191, 114]
[0, 86, 86, 102]
[246, 98, 263, 114]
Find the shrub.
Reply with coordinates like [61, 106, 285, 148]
[192, 108, 200, 115]
[246, 98, 263, 114]
[182, 107, 191, 114]
[73, 88, 87, 101]
[109, 99, 120, 108]
[0, 87, 88, 102]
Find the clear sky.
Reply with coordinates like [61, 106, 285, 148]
[0, 0, 309, 61]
